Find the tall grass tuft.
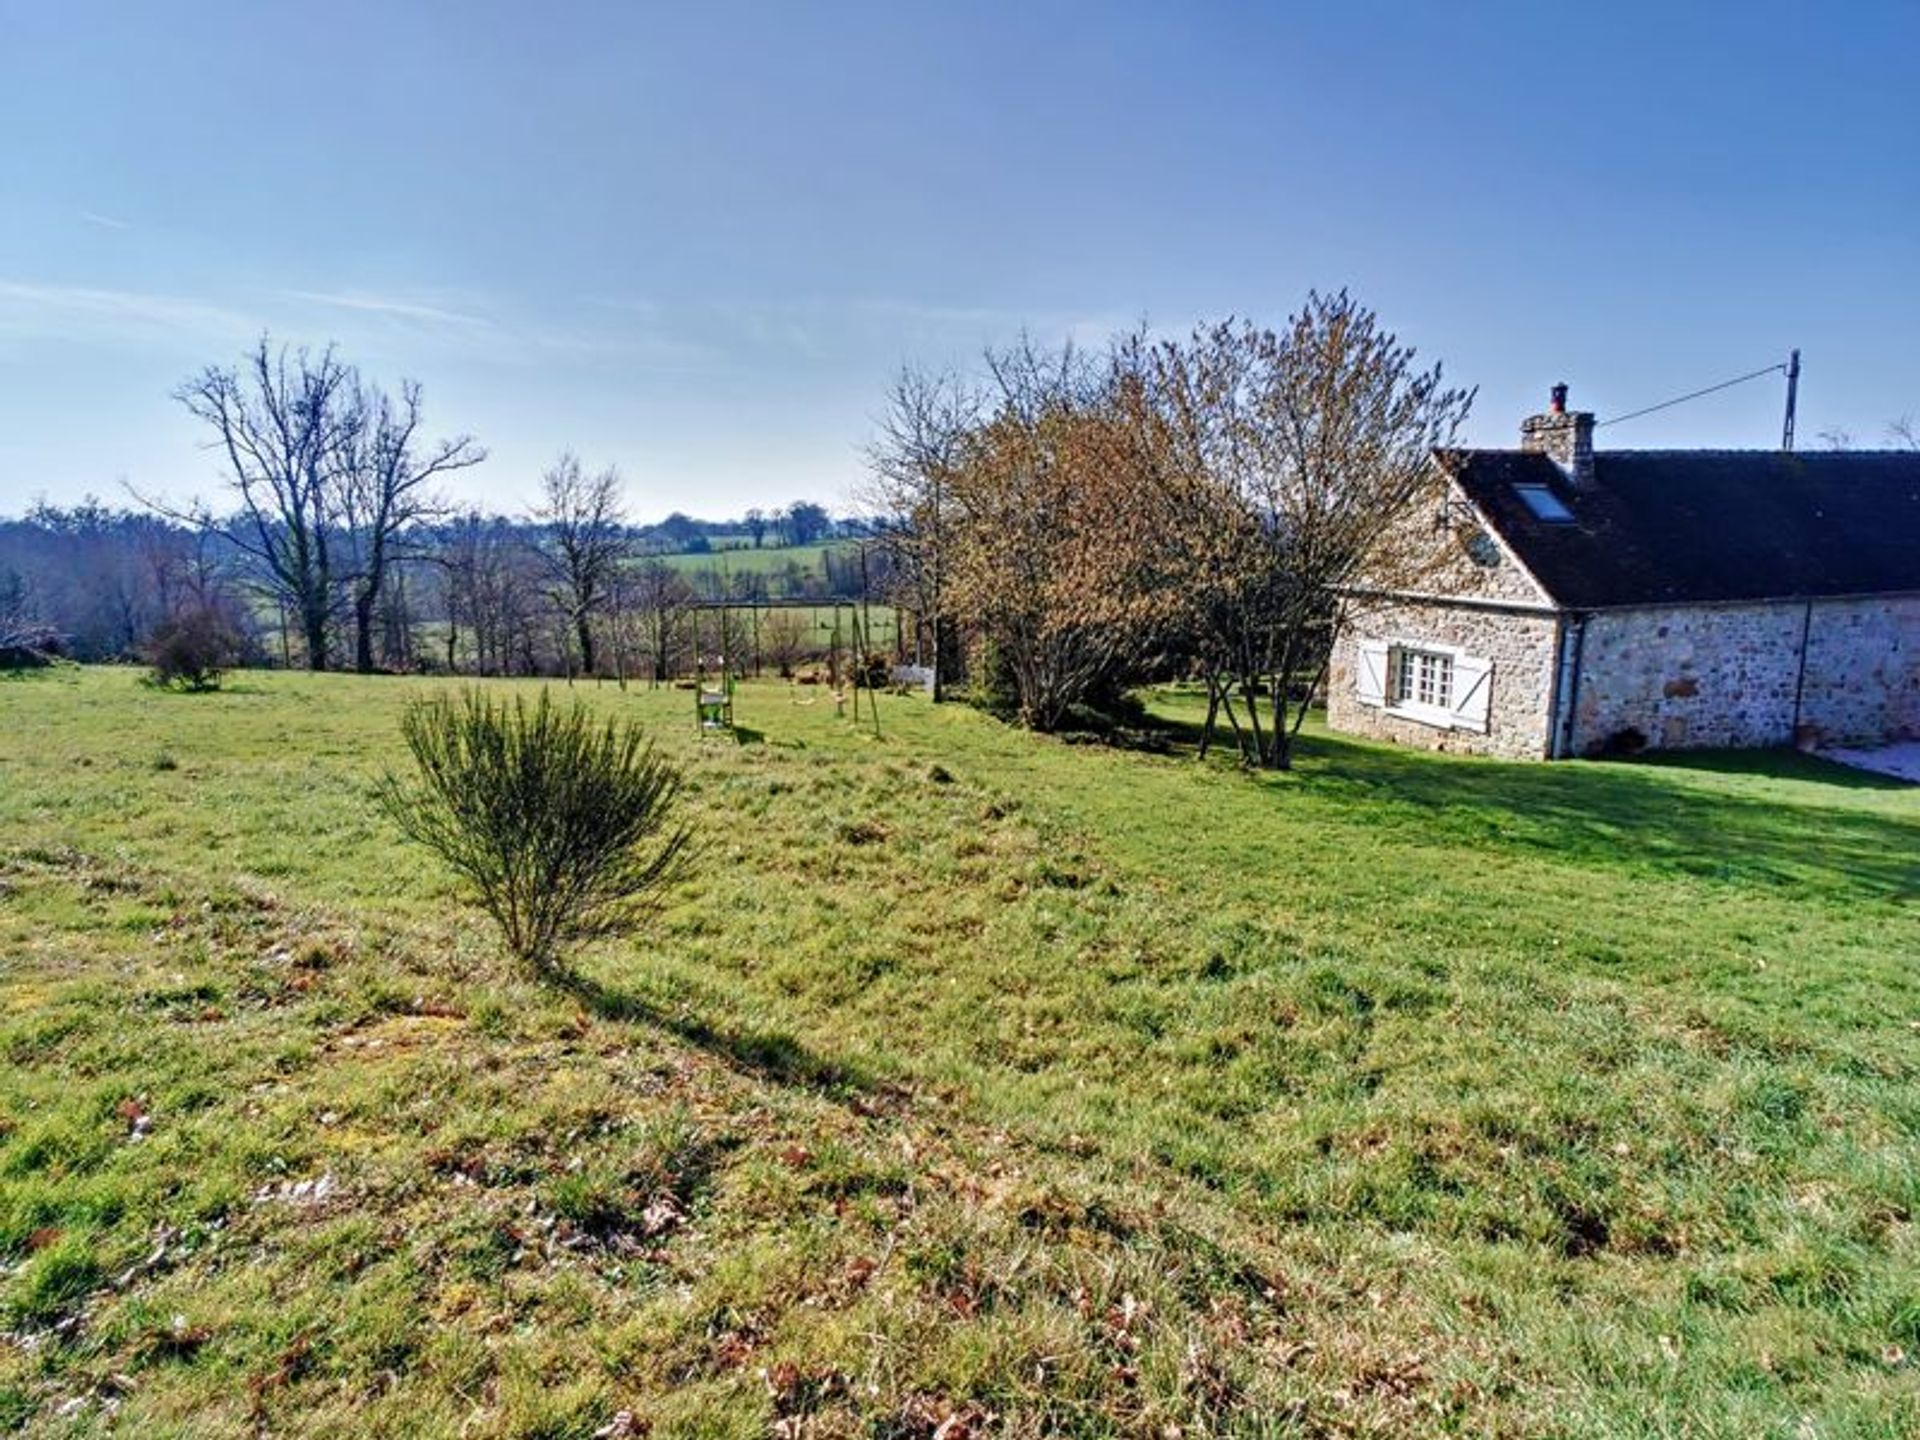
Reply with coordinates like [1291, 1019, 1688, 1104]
[379, 688, 692, 974]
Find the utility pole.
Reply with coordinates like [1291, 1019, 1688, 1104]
[1782, 348, 1801, 452]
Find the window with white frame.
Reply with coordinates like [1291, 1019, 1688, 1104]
[1391, 646, 1454, 711]
[1353, 637, 1491, 733]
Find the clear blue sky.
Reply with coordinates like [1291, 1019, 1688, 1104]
[2, 1, 1915, 521]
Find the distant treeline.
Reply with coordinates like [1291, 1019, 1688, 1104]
[0, 502, 245, 665]
[639, 500, 851, 553]
[2, 338, 902, 679]
[0, 500, 887, 673]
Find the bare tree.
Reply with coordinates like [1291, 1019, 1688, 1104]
[12, 502, 176, 659]
[534, 455, 629, 675]
[1821, 416, 1914, 451]
[602, 564, 638, 687]
[743, 507, 769, 549]
[171, 339, 355, 670]
[376, 558, 425, 671]
[863, 365, 978, 700]
[3, 503, 258, 664]
[630, 559, 696, 684]
[706, 603, 753, 676]
[134, 514, 224, 621]
[437, 511, 488, 673]
[762, 607, 809, 675]
[439, 511, 543, 675]
[337, 379, 485, 673]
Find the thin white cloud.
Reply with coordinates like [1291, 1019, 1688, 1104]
[846, 298, 1035, 328]
[570, 294, 1137, 379]
[0, 279, 254, 341]
[79, 211, 130, 231]
[582, 296, 664, 318]
[522, 325, 725, 369]
[275, 288, 726, 372]
[771, 296, 1132, 349]
[283, 288, 493, 330]
[582, 295, 820, 359]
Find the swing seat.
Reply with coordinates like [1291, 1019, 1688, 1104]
[697, 690, 733, 731]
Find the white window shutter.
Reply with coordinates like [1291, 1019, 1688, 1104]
[1355, 639, 1388, 707]
[1450, 655, 1492, 732]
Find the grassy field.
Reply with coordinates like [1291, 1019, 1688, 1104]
[643, 543, 895, 638]
[651, 541, 855, 584]
[1, 668, 1915, 1437]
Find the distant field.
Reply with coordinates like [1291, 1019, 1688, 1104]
[648, 540, 857, 583]
[1, 669, 1916, 1436]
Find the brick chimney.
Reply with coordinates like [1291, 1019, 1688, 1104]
[1520, 382, 1595, 488]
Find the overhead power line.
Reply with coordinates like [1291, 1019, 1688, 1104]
[1595, 361, 1789, 429]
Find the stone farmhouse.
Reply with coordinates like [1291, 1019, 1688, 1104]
[1327, 385, 1920, 761]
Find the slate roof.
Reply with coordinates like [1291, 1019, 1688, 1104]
[1444, 448, 1920, 609]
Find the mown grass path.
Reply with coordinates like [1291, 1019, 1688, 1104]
[2, 669, 1915, 1437]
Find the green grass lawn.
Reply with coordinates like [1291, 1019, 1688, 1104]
[1, 669, 1915, 1437]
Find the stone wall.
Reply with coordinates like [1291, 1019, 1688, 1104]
[1328, 598, 1561, 760]
[1569, 595, 1920, 753]
[1799, 595, 1920, 745]
[1571, 604, 1804, 751]
[1357, 470, 1554, 609]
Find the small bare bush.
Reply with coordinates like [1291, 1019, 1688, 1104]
[144, 607, 245, 690]
[379, 689, 692, 973]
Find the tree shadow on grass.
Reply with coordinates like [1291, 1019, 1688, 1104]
[131, 674, 272, 697]
[1133, 690, 1919, 903]
[1295, 731, 1920, 904]
[1632, 747, 1914, 791]
[553, 968, 882, 1099]
[0, 662, 79, 684]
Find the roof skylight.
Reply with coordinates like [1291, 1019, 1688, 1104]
[1513, 483, 1574, 522]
